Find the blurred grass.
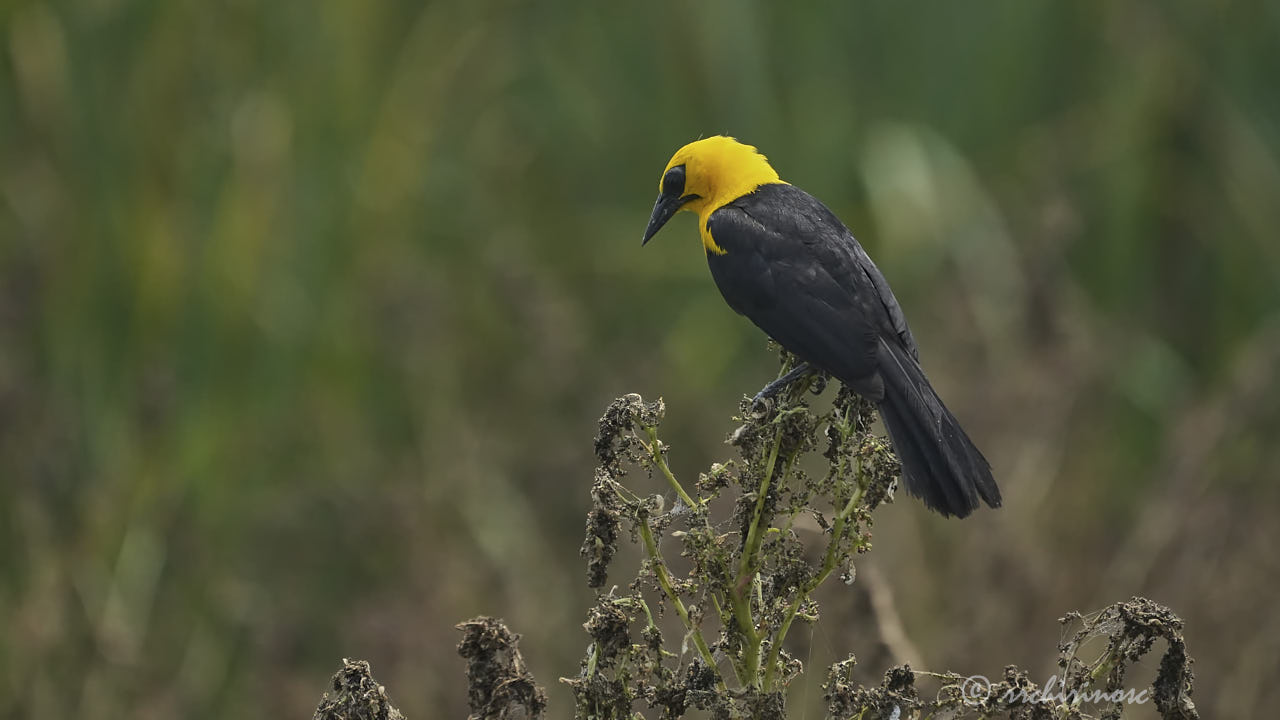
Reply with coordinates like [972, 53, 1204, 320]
[1, 0, 1278, 718]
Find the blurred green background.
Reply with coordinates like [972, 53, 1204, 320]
[3, 0, 1279, 717]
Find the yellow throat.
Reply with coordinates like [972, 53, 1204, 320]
[660, 136, 785, 254]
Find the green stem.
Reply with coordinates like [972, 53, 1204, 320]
[773, 454, 804, 537]
[636, 595, 658, 631]
[711, 593, 748, 686]
[762, 514, 849, 688]
[641, 426, 698, 509]
[734, 426, 785, 688]
[739, 430, 782, 579]
[762, 594, 803, 688]
[637, 517, 722, 688]
[763, 436, 868, 690]
[727, 580, 759, 672]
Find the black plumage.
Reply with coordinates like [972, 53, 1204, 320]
[705, 183, 1001, 518]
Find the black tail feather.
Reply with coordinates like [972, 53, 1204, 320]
[873, 339, 1001, 518]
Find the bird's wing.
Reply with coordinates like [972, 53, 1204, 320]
[847, 240, 919, 360]
[718, 184, 919, 357]
[705, 186, 901, 395]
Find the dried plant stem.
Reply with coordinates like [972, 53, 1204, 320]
[636, 516, 723, 688]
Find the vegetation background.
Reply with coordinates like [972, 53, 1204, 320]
[2, 1, 1278, 717]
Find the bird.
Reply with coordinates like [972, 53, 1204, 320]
[640, 135, 1001, 518]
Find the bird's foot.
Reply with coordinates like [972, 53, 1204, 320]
[751, 362, 815, 407]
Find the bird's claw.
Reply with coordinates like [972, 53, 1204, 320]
[751, 362, 815, 409]
[749, 393, 774, 416]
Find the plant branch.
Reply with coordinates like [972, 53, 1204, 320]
[637, 516, 722, 688]
[763, 405, 868, 690]
[734, 424, 786, 688]
[640, 426, 698, 509]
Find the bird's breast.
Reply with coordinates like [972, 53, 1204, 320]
[706, 244, 776, 319]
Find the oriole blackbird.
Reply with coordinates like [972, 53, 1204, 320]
[642, 136, 1001, 518]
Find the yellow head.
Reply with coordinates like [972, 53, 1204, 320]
[641, 136, 785, 253]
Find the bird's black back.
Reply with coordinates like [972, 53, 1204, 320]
[703, 183, 1001, 517]
[705, 183, 917, 396]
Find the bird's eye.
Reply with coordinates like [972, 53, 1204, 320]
[662, 165, 686, 197]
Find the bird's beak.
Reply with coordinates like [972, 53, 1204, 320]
[641, 194, 687, 246]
